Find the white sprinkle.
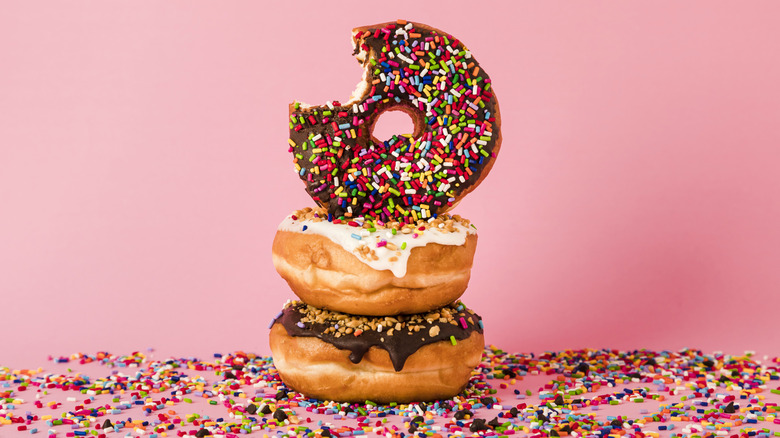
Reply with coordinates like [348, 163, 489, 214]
[398, 54, 414, 64]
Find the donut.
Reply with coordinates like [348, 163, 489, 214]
[288, 20, 501, 223]
[272, 207, 477, 315]
[269, 300, 484, 403]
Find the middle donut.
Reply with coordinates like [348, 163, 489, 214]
[272, 207, 477, 315]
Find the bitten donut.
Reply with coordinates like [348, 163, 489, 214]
[272, 207, 477, 316]
[269, 301, 484, 403]
[288, 20, 501, 223]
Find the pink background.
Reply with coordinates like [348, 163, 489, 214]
[2, 1, 780, 368]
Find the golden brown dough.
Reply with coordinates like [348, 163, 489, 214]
[272, 230, 477, 315]
[269, 323, 484, 403]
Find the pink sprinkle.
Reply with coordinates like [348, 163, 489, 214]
[459, 317, 468, 329]
[377, 241, 387, 247]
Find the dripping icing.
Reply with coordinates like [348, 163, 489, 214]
[277, 215, 475, 278]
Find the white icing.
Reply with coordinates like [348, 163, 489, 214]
[278, 215, 476, 278]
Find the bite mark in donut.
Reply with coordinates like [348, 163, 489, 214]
[288, 20, 501, 223]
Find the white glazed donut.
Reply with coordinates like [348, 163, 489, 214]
[272, 207, 477, 315]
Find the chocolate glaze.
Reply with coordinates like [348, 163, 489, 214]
[273, 302, 484, 372]
[289, 21, 500, 221]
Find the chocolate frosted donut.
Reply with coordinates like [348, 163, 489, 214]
[288, 20, 501, 223]
[269, 301, 485, 403]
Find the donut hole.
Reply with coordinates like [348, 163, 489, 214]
[371, 107, 418, 144]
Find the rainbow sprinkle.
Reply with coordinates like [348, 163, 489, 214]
[2, 348, 779, 437]
[289, 20, 500, 223]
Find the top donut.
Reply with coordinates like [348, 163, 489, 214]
[288, 20, 501, 223]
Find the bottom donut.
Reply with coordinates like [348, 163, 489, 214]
[269, 301, 485, 403]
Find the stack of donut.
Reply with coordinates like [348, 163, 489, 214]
[269, 20, 501, 403]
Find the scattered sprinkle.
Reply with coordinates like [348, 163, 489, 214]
[1, 348, 779, 437]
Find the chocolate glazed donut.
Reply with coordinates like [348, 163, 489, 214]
[269, 301, 485, 403]
[288, 20, 501, 223]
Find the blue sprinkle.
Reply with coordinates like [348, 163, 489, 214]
[351, 234, 362, 240]
[302, 225, 308, 231]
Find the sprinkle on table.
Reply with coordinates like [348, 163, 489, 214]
[0, 348, 779, 437]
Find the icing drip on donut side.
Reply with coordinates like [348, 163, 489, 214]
[273, 301, 483, 372]
[278, 209, 476, 278]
